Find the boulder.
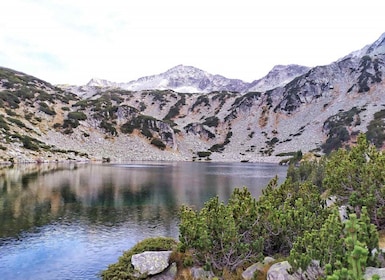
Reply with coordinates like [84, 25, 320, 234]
[131, 250, 173, 277]
[242, 263, 264, 280]
[267, 261, 295, 280]
[242, 257, 276, 280]
[365, 267, 385, 279]
[267, 260, 323, 280]
[263, 256, 276, 265]
[149, 263, 177, 280]
[190, 267, 215, 279]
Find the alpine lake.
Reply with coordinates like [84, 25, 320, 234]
[0, 161, 287, 279]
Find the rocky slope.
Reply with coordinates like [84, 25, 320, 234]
[1, 33, 385, 163]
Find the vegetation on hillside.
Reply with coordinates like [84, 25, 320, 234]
[102, 134, 385, 279]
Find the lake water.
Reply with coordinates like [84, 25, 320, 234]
[0, 161, 287, 280]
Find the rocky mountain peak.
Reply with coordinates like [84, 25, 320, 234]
[342, 32, 385, 61]
[79, 63, 310, 95]
[365, 32, 385, 55]
[164, 64, 209, 77]
[247, 64, 310, 92]
[86, 78, 118, 88]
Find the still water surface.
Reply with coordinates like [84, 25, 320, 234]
[0, 161, 287, 279]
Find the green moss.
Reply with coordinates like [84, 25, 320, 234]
[100, 237, 177, 280]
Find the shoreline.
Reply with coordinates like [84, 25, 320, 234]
[0, 155, 288, 166]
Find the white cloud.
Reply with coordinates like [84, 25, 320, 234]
[0, 0, 384, 85]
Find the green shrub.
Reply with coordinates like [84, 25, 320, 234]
[0, 115, 10, 131]
[0, 91, 20, 109]
[6, 117, 26, 128]
[203, 116, 219, 127]
[324, 134, 385, 228]
[68, 111, 87, 121]
[322, 107, 363, 153]
[39, 102, 56, 116]
[163, 94, 186, 120]
[36, 92, 54, 102]
[209, 131, 232, 152]
[100, 120, 117, 136]
[5, 108, 18, 117]
[179, 188, 264, 273]
[366, 109, 385, 148]
[63, 118, 79, 129]
[150, 138, 166, 150]
[197, 151, 212, 158]
[100, 237, 177, 280]
[20, 135, 40, 151]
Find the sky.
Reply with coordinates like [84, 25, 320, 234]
[1, 0, 385, 86]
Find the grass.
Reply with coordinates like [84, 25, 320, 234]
[379, 230, 385, 249]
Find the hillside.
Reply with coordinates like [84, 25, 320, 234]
[1, 33, 385, 163]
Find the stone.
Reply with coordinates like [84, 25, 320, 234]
[365, 267, 385, 279]
[242, 262, 264, 280]
[263, 256, 276, 265]
[131, 250, 172, 276]
[190, 267, 215, 280]
[267, 261, 295, 280]
[242, 257, 277, 280]
[149, 263, 177, 280]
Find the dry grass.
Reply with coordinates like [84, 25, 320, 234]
[378, 230, 385, 249]
[254, 262, 274, 280]
[175, 267, 194, 280]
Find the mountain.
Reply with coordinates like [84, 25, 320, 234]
[1, 33, 385, 163]
[82, 64, 308, 94]
[247, 64, 310, 92]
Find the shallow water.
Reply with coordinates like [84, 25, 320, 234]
[0, 161, 287, 279]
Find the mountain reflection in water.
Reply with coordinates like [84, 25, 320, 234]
[0, 161, 287, 279]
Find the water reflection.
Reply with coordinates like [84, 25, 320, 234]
[0, 161, 287, 279]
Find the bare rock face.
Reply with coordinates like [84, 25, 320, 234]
[131, 250, 172, 277]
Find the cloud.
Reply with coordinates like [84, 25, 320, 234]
[1, 0, 385, 85]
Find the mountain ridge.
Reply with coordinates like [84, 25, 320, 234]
[1, 32, 385, 163]
[83, 63, 310, 94]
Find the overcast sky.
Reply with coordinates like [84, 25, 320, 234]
[1, 0, 384, 85]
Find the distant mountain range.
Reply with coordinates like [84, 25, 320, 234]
[0, 32, 385, 163]
[82, 64, 310, 94]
